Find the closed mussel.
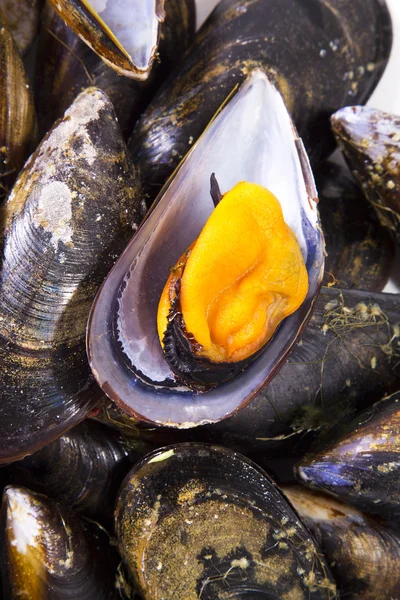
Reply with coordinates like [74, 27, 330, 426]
[88, 69, 324, 427]
[115, 444, 338, 599]
[129, 0, 392, 204]
[296, 391, 400, 519]
[0, 87, 144, 464]
[332, 106, 400, 241]
[0, 9, 37, 200]
[1, 420, 148, 521]
[283, 486, 400, 599]
[35, 0, 195, 139]
[0, 486, 120, 598]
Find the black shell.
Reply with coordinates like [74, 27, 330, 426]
[332, 106, 400, 241]
[296, 391, 400, 519]
[283, 486, 400, 600]
[0, 87, 144, 464]
[35, 1, 195, 140]
[0, 486, 120, 599]
[129, 0, 392, 204]
[316, 159, 394, 291]
[0, 10, 37, 200]
[115, 444, 338, 599]
[0, 420, 146, 521]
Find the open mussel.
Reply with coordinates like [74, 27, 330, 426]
[316, 159, 394, 291]
[0, 486, 120, 598]
[0, 87, 144, 464]
[1, 420, 149, 521]
[296, 391, 400, 519]
[35, 1, 195, 139]
[48, 0, 195, 80]
[332, 106, 400, 241]
[129, 0, 392, 203]
[88, 69, 324, 427]
[115, 443, 338, 599]
[283, 486, 400, 599]
[0, 9, 37, 200]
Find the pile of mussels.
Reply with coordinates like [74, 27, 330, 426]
[1, 0, 400, 598]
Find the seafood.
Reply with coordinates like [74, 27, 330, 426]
[0, 0, 43, 54]
[0, 486, 120, 598]
[48, 0, 193, 79]
[0, 10, 37, 200]
[283, 486, 400, 600]
[0, 87, 144, 464]
[88, 69, 324, 427]
[35, 1, 195, 139]
[1, 420, 149, 521]
[129, 0, 392, 203]
[316, 160, 394, 291]
[332, 106, 400, 241]
[296, 391, 400, 519]
[115, 444, 338, 599]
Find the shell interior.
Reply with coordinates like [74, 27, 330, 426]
[88, 69, 324, 427]
[85, 0, 164, 72]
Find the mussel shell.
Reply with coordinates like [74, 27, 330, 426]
[129, 0, 392, 203]
[115, 444, 338, 599]
[316, 159, 394, 291]
[0, 486, 120, 598]
[332, 106, 400, 241]
[88, 69, 323, 428]
[296, 391, 400, 519]
[0, 0, 43, 54]
[0, 10, 37, 199]
[0, 420, 146, 521]
[35, 1, 195, 140]
[283, 485, 400, 600]
[0, 87, 144, 464]
[47, 0, 187, 80]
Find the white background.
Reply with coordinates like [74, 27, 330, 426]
[195, 0, 400, 292]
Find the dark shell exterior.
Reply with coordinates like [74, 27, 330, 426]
[92, 285, 400, 457]
[88, 70, 324, 428]
[0, 420, 146, 521]
[0, 10, 37, 200]
[129, 0, 392, 204]
[332, 106, 400, 241]
[283, 486, 400, 600]
[35, 0, 195, 140]
[0, 0, 43, 54]
[316, 159, 394, 291]
[115, 444, 338, 599]
[0, 486, 120, 599]
[0, 88, 144, 464]
[296, 391, 400, 519]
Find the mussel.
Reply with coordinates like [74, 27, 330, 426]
[332, 106, 400, 241]
[0, 486, 120, 598]
[115, 443, 338, 599]
[0, 87, 144, 464]
[129, 0, 392, 203]
[0, 0, 43, 54]
[0, 420, 148, 521]
[296, 391, 400, 519]
[316, 159, 394, 291]
[48, 0, 195, 80]
[35, 1, 195, 139]
[88, 69, 324, 427]
[283, 485, 400, 599]
[0, 9, 37, 199]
